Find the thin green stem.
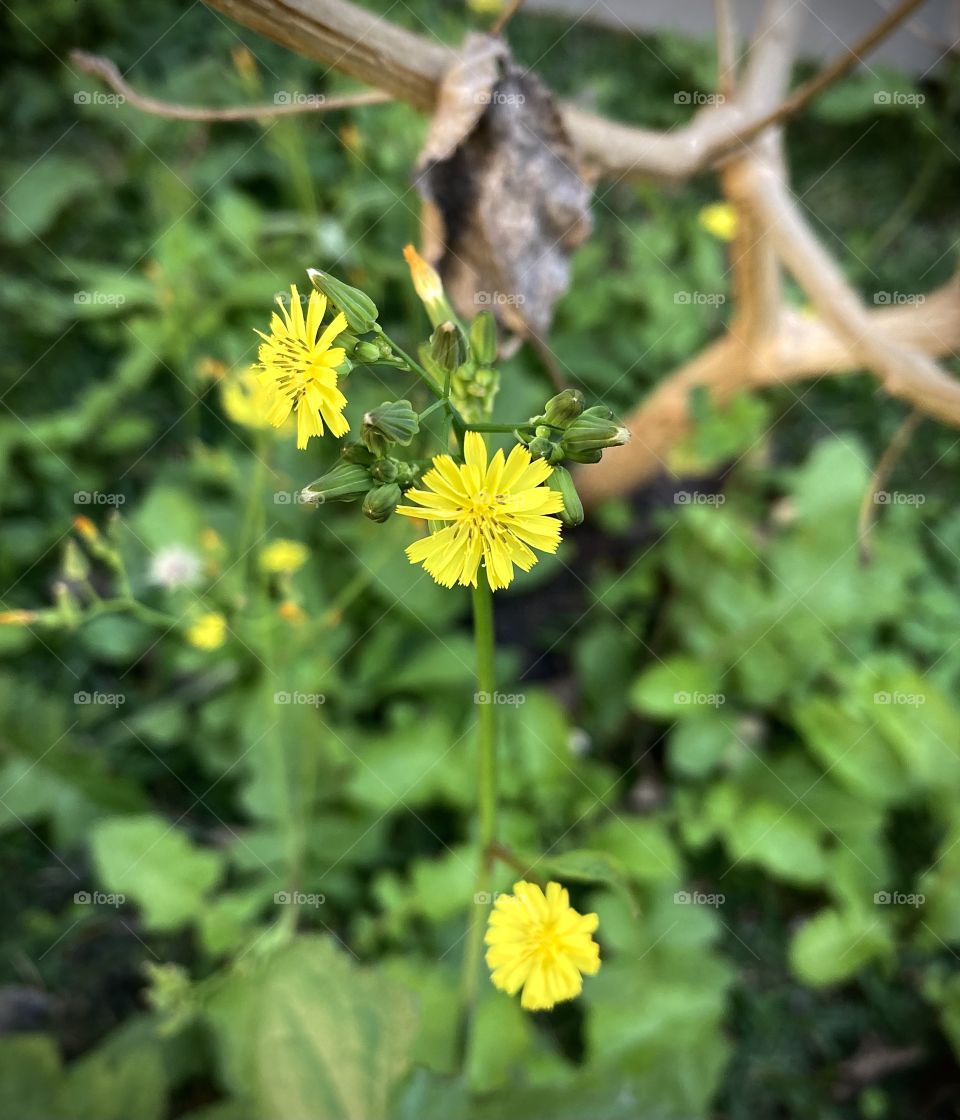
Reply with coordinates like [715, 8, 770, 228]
[458, 570, 497, 1070]
[464, 422, 536, 434]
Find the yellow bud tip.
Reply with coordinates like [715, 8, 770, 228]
[72, 516, 98, 541]
[278, 601, 307, 625]
[402, 244, 444, 304]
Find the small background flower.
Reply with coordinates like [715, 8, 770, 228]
[260, 539, 309, 574]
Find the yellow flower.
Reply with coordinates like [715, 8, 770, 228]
[222, 365, 288, 432]
[698, 202, 739, 241]
[485, 881, 601, 1011]
[260, 539, 309, 574]
[256, 285, 350, 449]
[396, 432, 563, 591]
[468, 0, 505, 11]
[186, 612, 227, 651]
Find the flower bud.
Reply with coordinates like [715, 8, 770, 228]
[353, 341, 382, 363]
[63, 539, 90, 583]
[543, 389, 585, 428]
[545, 465, 584, 527]
[402, 244, 456, 327]
[527, 436, 555, 460]
[362, 482, 402, 523]
[370, 458, 399, 484]
[361, 400, 419, 456]
[469, 312, 498, 365]
[306, 268, 379, 333]
[429, 321, 467, 375]
[341, 441, 376, 465]
[558, 405, 630, 463]
[301, 461, 373, 505]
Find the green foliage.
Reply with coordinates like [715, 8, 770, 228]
[2, 1, 959, 1118]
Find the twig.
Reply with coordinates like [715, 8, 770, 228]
[714, 0, 738, 100]
[857, 410, 922, 563]
[490, 0, 526, 38]
[731, 0, 928, 147]
[70, 49, 392, 122]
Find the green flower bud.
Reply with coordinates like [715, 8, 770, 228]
[362, 482, 402, 523]
[543, 389, 585, 428]
[545, 465, 584, 527]
[395, 461, 422, 488]
[429, 321, 468, 375]
[469, 312, 498, 365]
[301, 461, 373, 505]
[361, 400, 420, 456]
[334, 329, 360, 353]
[53, 580, 82, 628]
[370, 457, 399, 484]
[353, 341, 382, 363]
[558, 405, 630, 462]
[527, 436, 555, 460]
[307, 268, 379, 333]
[341, 442, 376, 465]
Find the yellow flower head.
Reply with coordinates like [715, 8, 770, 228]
[186, 612, 227, 651]
[485, 881, 601, 1011]
[256, 285, 349, 449]
[396, 432, 563, 591]
[260, 538, 309, 574]
[698, 202, 739, 241]
[222, 365, 288, 433]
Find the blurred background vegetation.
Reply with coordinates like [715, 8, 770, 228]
[3, 0, 960, 1117]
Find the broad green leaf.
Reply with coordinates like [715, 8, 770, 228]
[92, 814, 223, 931]
[206, 936, 417, 1120]
[789, 907, 892, 986]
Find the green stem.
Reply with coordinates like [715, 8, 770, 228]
[464, 422, 535, 434]
[458, 570, 497, 1070]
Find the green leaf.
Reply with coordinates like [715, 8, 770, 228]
[206, 936, 417, 1120]
[631, 657, 726, 720]
[536, 848, 640, 915]
[92, 814, 224, 931]
[789, 907, 892, 986]
[724, 800, 826, 886]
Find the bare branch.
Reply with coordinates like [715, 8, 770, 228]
[201, 0, 923, 180]
[70, 49, 391, 121]
[575, 283, 960, 504]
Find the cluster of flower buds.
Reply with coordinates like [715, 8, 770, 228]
[521, 390, 630, 466]
[301, 401, 422, 523]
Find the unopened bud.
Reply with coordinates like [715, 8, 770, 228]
[558, 405, 630, 463]
[402, 244, 456, 327]
[543, 389, 585, 428]
[361, 400, 419, 455]
[301, 461, 373, 505]
[545, 465, 584, 527]
[362, 482, 402, 523]
[306, 268, 379, 333]
[429, 321, 467, 374]
[370, 458, 399, 484]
